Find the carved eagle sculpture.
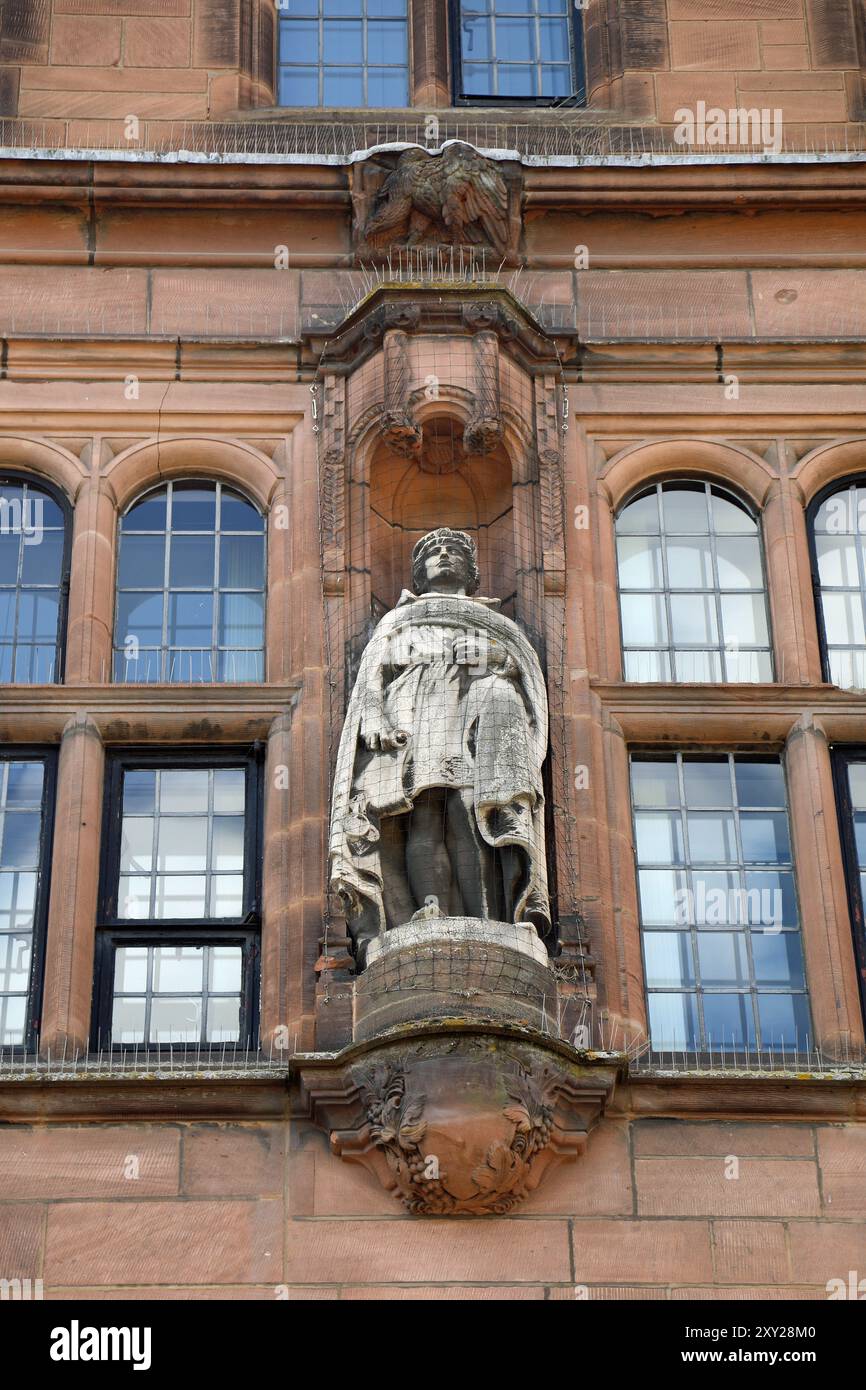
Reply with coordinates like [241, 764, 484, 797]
[362, 144, 510, 256]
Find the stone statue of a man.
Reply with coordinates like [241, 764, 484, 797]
[329, 528, 551, 963]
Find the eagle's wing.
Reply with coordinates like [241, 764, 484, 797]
[363, 167, 414, 246]
[440, 147, 509, 250]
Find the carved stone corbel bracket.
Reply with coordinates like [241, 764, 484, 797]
[464, 329, 503, 457]
[297, 1031, 619, 1217]
[381, 328, 422, 458]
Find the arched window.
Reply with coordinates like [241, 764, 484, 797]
[113, 481, 266, 684]
[810, 478, 866, 688]
[615, 481, 773, 684]
[0, 475, 70, 684]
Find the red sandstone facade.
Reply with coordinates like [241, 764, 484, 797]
[0, 0, 865, 1301]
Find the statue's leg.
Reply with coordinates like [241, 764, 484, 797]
[406, 788, 452, 914]
[447, 789, 501, 920]
[378, 813, 416, 929]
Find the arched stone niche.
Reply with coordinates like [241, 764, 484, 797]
[369, 415, 516, 615]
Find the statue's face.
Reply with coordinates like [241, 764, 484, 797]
[420, 538, 472, 594]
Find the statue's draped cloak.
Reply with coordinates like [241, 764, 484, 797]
[329, 591, 551, 943]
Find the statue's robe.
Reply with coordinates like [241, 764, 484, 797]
[329, 590, 551, 952]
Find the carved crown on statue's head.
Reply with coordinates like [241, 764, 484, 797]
[411, 528, 480, 596]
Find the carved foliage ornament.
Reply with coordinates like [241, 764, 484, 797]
[358, 1058, 563, 1217]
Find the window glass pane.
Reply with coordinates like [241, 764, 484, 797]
[617, 490, 660, 533]
[644, 933, 695, 989]
[21, 531, 63, 586]
[630, 760, 680, 809]
[210, 946, 243, 991]
[207, 996, 241, 1043]
[673, 650, 723, 683]
[6, 763, 43, 808]
[171, 486, 216, 532]
[123, 770, 156, 815]
[697, 932, 749, 987]
[214, 769, 246, 815]
[702, 994, 756, 1050]
[692, 871, 739, 926]
[210, 875, 244, 917]
[648, 993, 699, 1050]
[751, 933, 804, 989]
[367, 68, 408, 105]
[617, 533, 664, 589]
[849, 763, 866, 810]
[212, 817, 245, 872]
[117, 592, 163, 647]
[539, 17, 569, 60]
[168, 593, 213, 648]
[634, 812, 684, 865]
[720, 593, 770, 647]
[286, 19, 319, 61]
[682, 759, 733, 807]
[124, 493, 167, 532]
[368, 19, 406, 61]
[498, 65, 536, 96]
[118, 875, 151, 919]
[740, 812, 791, 865]
[111, 996, 145, 1044]
[151, 996, 201, 1044]
[663, 486, 710, 534]
[118, 534, 165, 588]
[821, 592, 866, 646]
[153, 875, 208, 919]
[0, 532, 20, 586]
[280, 68, 319, 105]
[744, 870, 797, 927]
[323, 20, 363, 61]
[715, 536, 763, 589]
[115, 945, 148, 993]
[670, 594, 718, 645]
[462, 16, 491, 60]
[17, 592, 58, 641]
[153, 945, 204, 993]
[160, 769, 209, 814]
[638, 868, 688, 925]
[221, 490, 265, 533]
[620, 593, 667, 646]
[1, 813, 41, 869]
[815, 536, 858, 587]
[756, 993, 809, 1050]
[496, 18, 535, 59]
[666, 539, 713, 589]
[157, 817, 208, 873]
[711, 492, 756, 533]
[169, 535, 214, 588]
[623, 650, 671, 682]
[219, 537, 265, 590]
[219, 593, 265, 648]
[687, 812, 737, 863]
[120, 817, 153, 874]
[735, 759, 785, 808]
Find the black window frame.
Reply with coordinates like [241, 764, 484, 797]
[806, 474, 866, 688]
[93, 745, 264, 1051]
[830, 745, 866, 1023]
[629, 747, 812, 1059]
[0, 745, 58, 1052]
[450, 0, 586, 109]
[0, 471, 72, 687]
